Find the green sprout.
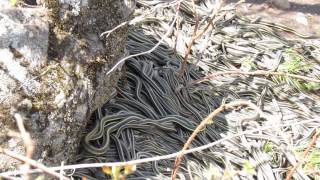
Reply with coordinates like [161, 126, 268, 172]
[294, 143, 320, 179]
[241, 56, 256, 71]
[102, 165, 136, 180]
[263, 141, 274, 154]
[276, 48, 318, 91]
[243, 160, 256, 175]
[10, 0, 19, 6]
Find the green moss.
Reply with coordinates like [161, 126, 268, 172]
[31, 62, 78, 111]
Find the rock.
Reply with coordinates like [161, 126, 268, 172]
[269, 0, 291, 9]
[0, 8, 48, 95]
[0, 7, 49, 171]
[296, 12, 309, 26]
[0, 0, 132, 172]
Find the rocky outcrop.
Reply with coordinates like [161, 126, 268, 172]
[0, 0, 133, 169]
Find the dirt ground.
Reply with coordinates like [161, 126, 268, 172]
[226, 0, 320, 37]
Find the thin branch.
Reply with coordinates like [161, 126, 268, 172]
[189, 70, 320, 85]
[306, 170, 320, 176]
[173, 16, 181, 54]
[1, 117, 318, 177]
[100, 21, 129, 38]
[285, 129, 320, 180]
[100, 0, 180, 38]
[0, 148, 70, 180]
[60, 161, 65, 180]
[99, 0, 136, 38]
[179, 0, 224, 76]
[100, 5, 154, 38]
[178, 0, 200, 76]
[171, 101, 265, 179]
[105, 1, 182, 75]
[14, 113, 34, 180]
[0, 174, 21, 180]
[14, 114, 33, 158]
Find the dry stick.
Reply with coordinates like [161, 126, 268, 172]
[173, 0, 183, 54]
[0, 118, 318, 178]
[306, 170, 320, 176]
[178, 0, 223, 76]
[105, 1, 182, 75]
[100, 4, 155, 38]
[0, 148, 70, 180]
[14, 113, 34, 180]
[178, 0, 200, 76]
[60, 161, 65, 180]
[0, 174, 19, 180]
[170, 101, 265, 180]
[101, 0, 186, 39]
[173, 16, 181, 54]
[285, 129, 320, 180]
[14, 114, 33, 159]
[189, 70, 320, 85]
[191, 0, 248, 42]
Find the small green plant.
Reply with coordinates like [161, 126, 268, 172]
[278, 49, 308, 73]
[241, 56, 256, 71]
[203, 163, 223, 179]
[275, 48, 318, 91]
[294, 144, 320, 179]
[304, 150, 320, 171]
[102, 164, 136, 180]
[263, 141, 274, 154]
[243, 160, 256, 175]
[304, 82, 320, 91]
[10, 0, 19, 6]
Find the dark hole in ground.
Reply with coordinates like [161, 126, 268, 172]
[24, 0, 37, 5]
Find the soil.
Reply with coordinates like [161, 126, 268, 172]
[226, 0, 320, 37]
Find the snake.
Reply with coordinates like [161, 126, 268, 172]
[74, 1, 320, 178]
[75, 42, 228, 179]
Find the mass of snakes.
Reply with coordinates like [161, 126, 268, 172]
[73, 0, 320, 179]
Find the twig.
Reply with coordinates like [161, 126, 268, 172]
[171, 101, 265, 179]
[285, 129, 320, 180]
[189, 70, 320, 85]
[14, 114, 33, 158]
[100, 0, 180, 38]
[14, 113, 34, 180]
[173, 16, 181, 54]
[178, 0, 200, 76]
[100, 21, 130, 38]
[60, 161, 65, 180]
[100, 7, 151, 38]
[306, 170, 320, 176]
[99, 0, 137, 38]
[105, 1, 182, 75]
[0, 118, 318, 177]
[0, 174, 21, 180]
[0, 148, 70, 180]
[179, 0, 224, 76]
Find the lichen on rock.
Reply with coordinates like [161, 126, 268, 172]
[0, 0, 131, 171]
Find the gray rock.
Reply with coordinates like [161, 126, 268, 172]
[0, 8, 48, 95]
[269, 0, 291, 9]
[0, 0, 131, 172]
